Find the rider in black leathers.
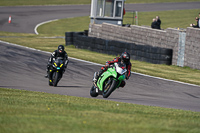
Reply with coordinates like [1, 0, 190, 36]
[45, 45, 69, 85]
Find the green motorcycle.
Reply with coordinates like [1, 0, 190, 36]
[90, 62, 127, 98]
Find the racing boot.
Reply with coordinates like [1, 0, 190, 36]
[44, 71, 49, 78]
[93, 69, 104, 86]
[49, 79, 53, 86]
[93, 72, 99, 86]
[44, 74, 48, 78]
[44, 65, 50, 78]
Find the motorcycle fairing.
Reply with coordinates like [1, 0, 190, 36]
[97, 67, 117, 91]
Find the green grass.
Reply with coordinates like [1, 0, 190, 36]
[0, 88, 200, 133]
[37, 16, 90, 36]
[0, 0, 200, 6]
[124, 9, 200, 29]
[37, 9, 200, 36]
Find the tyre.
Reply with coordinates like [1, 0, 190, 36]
[90, 85, 98, 97]
[159, 48, 173, 55]
[65, 37, 73, 42]
[52, 72, 60, 87]
[65, 32, 73, 37]
[102, 78, 117, 98]
[66, 42, 73, 45]
[84, 30, 88, 36]
[65, 35, 73, 45]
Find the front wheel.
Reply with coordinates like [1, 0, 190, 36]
[52, 72, 61, 87]
[90, 85, 98, 97]
[102, 78, 117, 98]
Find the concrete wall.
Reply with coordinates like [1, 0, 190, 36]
[88, 23, 200, 70]
[184, 27, 200, 69]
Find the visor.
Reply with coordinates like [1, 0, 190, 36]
[59, 49, 63, 53]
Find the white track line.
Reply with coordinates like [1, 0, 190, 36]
[0, 40, 200, 88]
[34, 19, 58, 35]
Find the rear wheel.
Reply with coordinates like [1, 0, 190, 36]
[102, 78, 117, 98]
[90, 85, 98, 97]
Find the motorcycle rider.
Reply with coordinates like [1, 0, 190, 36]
[45, 45, 69, 85]
[93, 52, 132, 88]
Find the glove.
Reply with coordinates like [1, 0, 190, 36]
[106, 61, 111, 66]
[105, 61, 112, 68]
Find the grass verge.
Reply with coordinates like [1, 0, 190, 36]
[124, 9, 200, 29]
[0, 88, 200, 133]
[37, 9, 200, 35]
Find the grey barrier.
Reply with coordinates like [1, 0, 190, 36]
[65, 32, 173, 65]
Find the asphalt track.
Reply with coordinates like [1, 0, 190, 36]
[0, 2, 200, 112]
[1, 41, 200, 112]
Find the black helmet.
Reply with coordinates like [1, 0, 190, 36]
[58, 45, 64, 54]
[120, 52, 130, 65]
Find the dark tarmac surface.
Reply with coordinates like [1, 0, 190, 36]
[0, 42, 200, 112]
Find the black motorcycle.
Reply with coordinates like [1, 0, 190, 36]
[49, 58, 65, 87]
